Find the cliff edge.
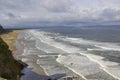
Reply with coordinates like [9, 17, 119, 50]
[0, 38, 21, 80]
[0, 25, 27, 80]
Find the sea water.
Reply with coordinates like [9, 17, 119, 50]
[16, 26, 120, 80]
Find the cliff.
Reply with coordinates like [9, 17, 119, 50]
[0, 37, 22, 80]
[0, 24, 28, 80]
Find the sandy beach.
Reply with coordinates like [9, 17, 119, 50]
[0, 30, 22, 51]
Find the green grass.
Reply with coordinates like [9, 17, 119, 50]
[0, 38, 21, 80]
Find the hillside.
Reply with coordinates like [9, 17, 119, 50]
[0, 24, 27, 80]
[0, 37, 22, 80]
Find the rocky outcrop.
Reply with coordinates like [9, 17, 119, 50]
[0, 25, 4, 33]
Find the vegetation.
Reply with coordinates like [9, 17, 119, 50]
[0, 38, 22, 80]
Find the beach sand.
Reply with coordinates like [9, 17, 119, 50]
[0, 30, 22, 51]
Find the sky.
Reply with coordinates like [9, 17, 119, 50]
[0, 0, 120, 27]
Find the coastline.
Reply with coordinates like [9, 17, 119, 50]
[0, 30, 23, 80]
[13, 30, 51, 80]
[0, 30, 28, 80]
[4, 30, 50, 80]
[0, 29, 70, 80]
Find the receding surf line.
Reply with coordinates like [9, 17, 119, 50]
[80, 53, 120, 80]
[36, 59, 49, 76]
[66, 37, 120, 52]
[95, 45, 120, 51]
[35, 45, 50, 53]
[56, 55, 87, 80]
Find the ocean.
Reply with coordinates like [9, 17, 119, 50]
[16, 26, 120, 80]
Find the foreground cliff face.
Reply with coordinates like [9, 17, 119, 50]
[0, 38, 21, 80]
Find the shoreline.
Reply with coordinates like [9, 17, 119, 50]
[0, 30, 28, 80]
[0, 29, 75, 80]
[0, 29, 26, 80]
[11, 30, 50, 80]
[12, 30, 46, 73]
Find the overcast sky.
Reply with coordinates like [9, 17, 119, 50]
[0, 0, 120, 27]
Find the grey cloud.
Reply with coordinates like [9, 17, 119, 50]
[7, 13, 16, 18]
[0, 0, 120, 26]
[100, 8, 120, 21]
[33, 0, 73, 13]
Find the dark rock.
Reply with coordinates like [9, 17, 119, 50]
[0, 24, 4, 33]
[15, 60, 28, 70]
